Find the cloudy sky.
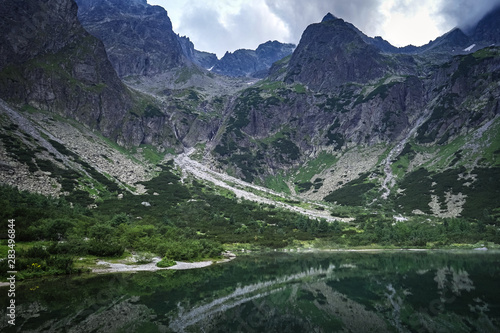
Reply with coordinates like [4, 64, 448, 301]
[148, 0, 500, 58]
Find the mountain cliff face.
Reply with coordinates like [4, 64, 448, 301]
[177, 35, 218, 70]
[212, 41, 296, 78]
[0, 0, 134, 142]
[0, 0, 169, 199]
[75, 0, 190, 77]
[0, 0, 183, 151]
[470, 6, 500, 45]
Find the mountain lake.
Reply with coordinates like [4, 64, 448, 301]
[1, 250, 499, 332]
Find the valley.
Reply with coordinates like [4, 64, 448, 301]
[0, 0, 500, 284]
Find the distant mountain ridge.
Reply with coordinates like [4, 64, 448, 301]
[359, 6, 500, 55]
[212, 41, 296, 78]
[177, 35, 218, 70]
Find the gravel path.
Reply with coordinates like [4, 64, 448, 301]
[174, 150, 351, 222]
[92, 257, 231, 273]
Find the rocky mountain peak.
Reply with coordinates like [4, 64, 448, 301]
[470, 5, 500, 44]
[285, 13, 387, 89]
[75, 0, 189, 77]
[177, 35, 218, 70]
[321, 12, 338, 23]
[256, 40, 295, 55]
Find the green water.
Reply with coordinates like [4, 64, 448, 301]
[1, 251, 500, 332]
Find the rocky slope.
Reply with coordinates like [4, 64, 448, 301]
[0, 97, 154, 201]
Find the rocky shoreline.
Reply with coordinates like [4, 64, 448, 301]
[91, 256, 234, 274]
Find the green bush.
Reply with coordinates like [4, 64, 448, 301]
[22, 245, 50, 259]
[89, 223, 115, 242]
[87, 240, 124, 257]
[157, 258, 176, 268]
[157, 239, 222, 261]
[48, 239, 89, 255]
[324, 173, 375, 206]
[46, 255, 74, 274]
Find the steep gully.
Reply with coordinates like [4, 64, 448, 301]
[380, 110, 433, 200]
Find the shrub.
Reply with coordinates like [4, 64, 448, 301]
[89, 223, 115, 242]
[46, 256, 74, 274]
[48, 239, 89, 255]
[158, 239, 222, 261]
[87, 240, 124, 257]
[324, 173, 375, 206]
[157, 258, 176, 268]
[22, 245, 50, 259]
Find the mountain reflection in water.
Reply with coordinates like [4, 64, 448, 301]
[1, 251, 499, 332]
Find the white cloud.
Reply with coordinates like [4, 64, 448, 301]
[149, 0, 290, 58]
[378, 0, 444, 46]
[148, 0, 500, 57]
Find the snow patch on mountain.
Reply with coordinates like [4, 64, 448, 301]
[463, 44, 476, 52]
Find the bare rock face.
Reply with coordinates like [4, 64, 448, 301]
[415, 50, 500, 145]
[75, 0, 189, 77]
[177, 35, 218, 70]
[284, 13, 389, 90]
[0, 0, 135, 145]
[0, 0, 83, 66]
[0, 0, 187, 150]
[472, 6, 500, 44]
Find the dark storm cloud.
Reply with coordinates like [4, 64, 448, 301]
[436, 0, 500, 32]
